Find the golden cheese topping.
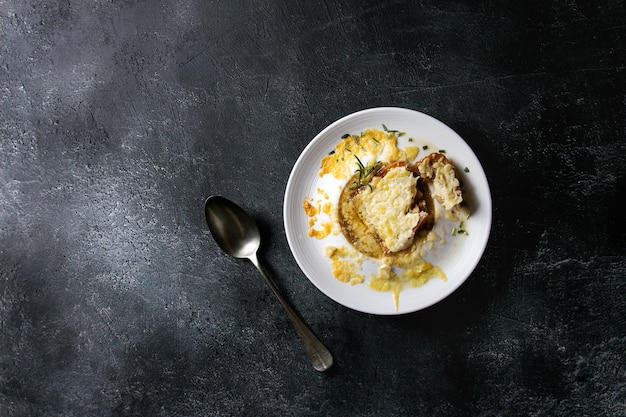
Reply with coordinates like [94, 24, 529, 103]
[355, 166, 422, 253]
[302, 197, 334, 239]
[319, 129, 410, 180]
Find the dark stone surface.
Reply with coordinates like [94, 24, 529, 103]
[1, 1, 625, 416]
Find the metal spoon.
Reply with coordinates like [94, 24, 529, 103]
[204, 195, 334, 372]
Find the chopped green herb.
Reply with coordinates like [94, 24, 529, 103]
[423, 145, 428, 150]
[439, 149, 446, 153]
[398, 132, 406, 137]
[328, 150, 336, 155]
[341, 133, 350, 139]
[451, 220, 468, 236]
[408, 138, 414, 142]
[382, 124, 398, 133]
[464, 167, 470, 173]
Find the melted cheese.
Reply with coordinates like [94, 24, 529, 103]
[302, 196, 334, 239]
[319, 129, 410, 180]
[355, 167, 422, 253]
[324, 245, 364, 285]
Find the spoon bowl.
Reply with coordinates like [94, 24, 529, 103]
[205, 196, 261, 259]
[204, 195, 334, 372]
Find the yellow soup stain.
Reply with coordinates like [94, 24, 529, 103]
[303, 193, 334, 239]
[324, 246, 364, 284]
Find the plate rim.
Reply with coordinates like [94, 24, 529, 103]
[284, 106, 492, 315]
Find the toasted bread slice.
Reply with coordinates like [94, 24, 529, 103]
[355, 166, 428, 253]
[411, 153, 463, 210]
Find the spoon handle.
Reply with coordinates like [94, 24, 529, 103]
[249, 253, 334, 372]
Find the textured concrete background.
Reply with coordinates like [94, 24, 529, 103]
[1, 1, 625, 416]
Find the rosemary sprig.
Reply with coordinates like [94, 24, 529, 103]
[352, 155, 380, 191]
[382, 124, 397, 133]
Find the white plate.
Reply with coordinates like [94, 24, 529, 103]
[284, 107, 491, 315]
